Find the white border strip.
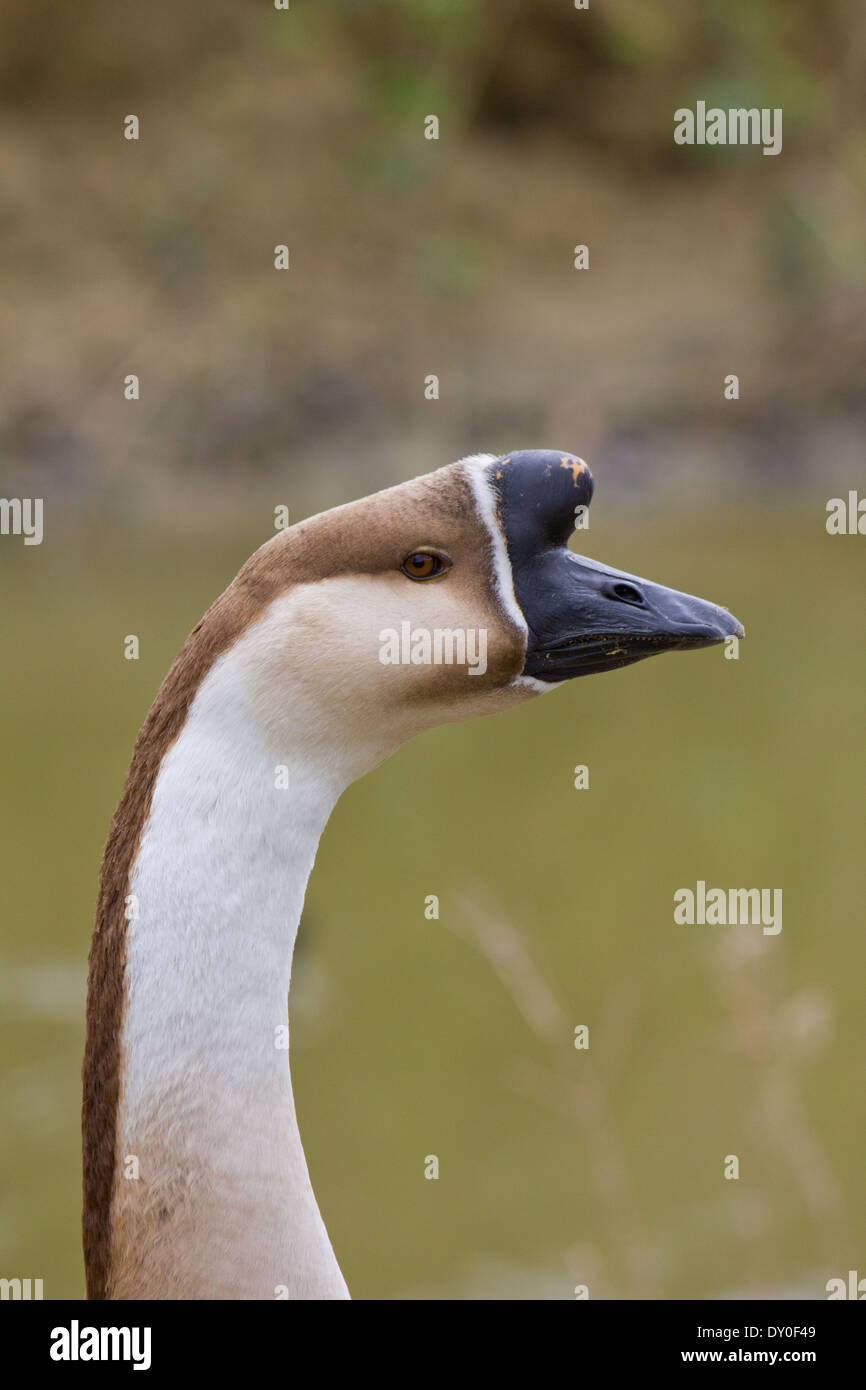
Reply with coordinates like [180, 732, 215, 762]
[460, 454, 556, 694]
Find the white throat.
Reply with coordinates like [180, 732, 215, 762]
[115, 619, 379, 1299]
[108, 465, 535, 1300]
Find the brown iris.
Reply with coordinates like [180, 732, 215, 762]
[401, 547, 452, 581]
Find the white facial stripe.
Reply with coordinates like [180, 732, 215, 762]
[460, 455, 561, 694]
[460, 454, 528, 639]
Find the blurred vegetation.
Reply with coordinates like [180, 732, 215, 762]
[0, 1, 863, 513]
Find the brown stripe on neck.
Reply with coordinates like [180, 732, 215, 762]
[82, 463, 480, 1296]
[82, 523, 327, 1297]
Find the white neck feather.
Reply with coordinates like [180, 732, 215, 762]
[117, 619, 378, 1299]
[111, 467, 535, 1299]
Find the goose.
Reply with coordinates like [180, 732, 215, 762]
[82, 448, 743, 1300]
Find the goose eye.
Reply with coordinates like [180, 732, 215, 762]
[401, 548, 452, 581]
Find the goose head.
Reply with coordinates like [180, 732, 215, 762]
[230, 448, 742, 772]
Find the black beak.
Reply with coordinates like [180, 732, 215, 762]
[488, 450, 744, 682]
[519, 549, 744, 679]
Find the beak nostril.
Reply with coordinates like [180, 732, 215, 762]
[607, 581, 645, 606]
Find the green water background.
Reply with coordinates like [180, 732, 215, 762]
[2, 510, 862, 1299]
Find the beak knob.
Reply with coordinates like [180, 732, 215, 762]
[491, 450, 594, 549]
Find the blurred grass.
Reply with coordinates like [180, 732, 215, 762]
[2, 1, 864, 505]
[1, 503, 863, 1298]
